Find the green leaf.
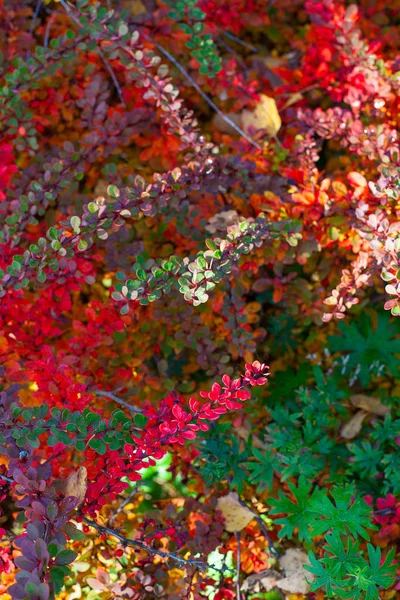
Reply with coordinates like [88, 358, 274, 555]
[268, 477, 322, 543]
[309, 487, 374, 540]
[305, 551, 342, 597]
[55, 549, 78, 565]
[246, 448, 275, 492]
[88, 437, 107, 454]
[134, 413, 149, 428]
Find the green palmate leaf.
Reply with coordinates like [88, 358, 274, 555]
[328, 312, 400, 386]
[305, 550, 343, 597]
[309, 487, 375, 540]
[307, 543, 397, 600]
[245, 448, 276, 492]
[268, 477, 322, 543]
[319, 531, 364, 578]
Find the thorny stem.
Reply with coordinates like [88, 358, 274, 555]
[82, 516, 208, 570]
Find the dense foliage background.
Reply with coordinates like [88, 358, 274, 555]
[1, 0, 400, 598]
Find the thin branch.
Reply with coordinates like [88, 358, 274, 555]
[91, 389, 143, 413]
[82, 516, 207, 570]
[44, 11, 58, 48]
[220, 31, 258, 53]
[57, 0, 125, 106]
[236, 496, 280, 558]
[236, 531, 242, 600]
[97, 46, 126, 108]
[30, 0, 44, 34]
[141, 34, 262, 151]
[109, 483, 142, 525]
[217, 36, 248, 71]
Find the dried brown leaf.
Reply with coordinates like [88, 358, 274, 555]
[242, 569, 282, 594]
[64, 466, 88, 507]
[350, 394, 390, 417]
[340, 409, 368, 439]
[212, 113, 242, 136]
[276, 548, 314, 595]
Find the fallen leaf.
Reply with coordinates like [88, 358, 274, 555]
[276, 548, 314, 595]
[242, 569, 282, 594]
[340, 409, 368, 439]
[350, 394, 390, 417]
[216, 492, 255, 532]
[64, 466, 88, 506]
[241, 94, 281, 137]
[212, 113, 242, 136]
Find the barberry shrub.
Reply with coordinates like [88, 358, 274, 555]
[0, 0, 400, 599]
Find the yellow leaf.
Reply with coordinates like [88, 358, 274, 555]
[127, 0, 147, 17]
[241, 95, 281, 137]
[216, 492, 255, 532]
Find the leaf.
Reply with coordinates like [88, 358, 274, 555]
[268, 477, 321, 543]
[241, 569, 281, 594]
[55, 549, 78, 565]
[340, 410, 368, 439]
[328, 312, 400, 386]
[216, 492, 255, 532]
[246, 447, 275, 491]
[276, 548, 315, 595]
[305, 551, 342, 597]
[88, 437, 107, 454]
[241, 95, 281, 137]
[63, 467, 87, 506]
[310, 487, 374, 540]
[349, 394, 390, 417]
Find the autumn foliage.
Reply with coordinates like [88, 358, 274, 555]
[1, 0, 400, 598]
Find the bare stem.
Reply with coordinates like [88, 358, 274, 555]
[82, 516, 207, 570]
[236, 530, 242, 600]
[92, 389, 143, 413]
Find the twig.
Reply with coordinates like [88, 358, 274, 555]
[217, 36, 247, 71]
[141, 34, 261, 151]
[91, 389, 143, 413]
[30, 0, 43, 34]
[82, 516, 207, 570]
[220, 31, 258, 53]
[109, 483, 142, 525]
[97, 46, 126, 108]
[57, 0, 125, 106]
[236, 531, 242, 600]
[44, 11, 58, 48]
[236, 496, 280, 557]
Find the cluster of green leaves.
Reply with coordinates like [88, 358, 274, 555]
[269, 478, 373, 543]
[328, 311, 400, 386]
[113, 216, 301, 311]
[166, 0, 222, 75]
[306, 535, 396, 600]
[4, 404, 148, 455]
